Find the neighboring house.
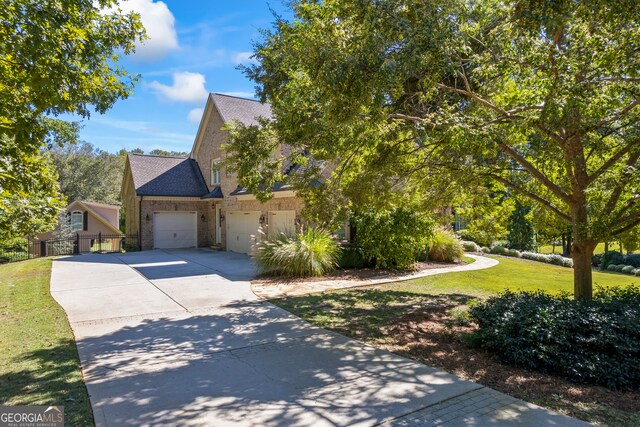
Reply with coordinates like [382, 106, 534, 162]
[38, 200, 121, 240]
[34, 200, 122, 254]
[121, 93, 305, 253]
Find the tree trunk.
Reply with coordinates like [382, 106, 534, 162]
[604, 241, 609, 252]
[571, 241, 595, 299]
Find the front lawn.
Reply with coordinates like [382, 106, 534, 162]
[0, 259, 93, 425]
[272, 256, 640, 426]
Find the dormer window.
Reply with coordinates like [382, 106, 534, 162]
[211, 158, 221, 185]
[70, 211, 84, 231]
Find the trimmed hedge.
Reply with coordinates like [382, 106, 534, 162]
[493, 249, 574, 268]
[469, 287, 640, 390]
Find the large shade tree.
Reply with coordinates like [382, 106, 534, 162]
[226, 0, 640, 299]
[0, 0, 144, 238]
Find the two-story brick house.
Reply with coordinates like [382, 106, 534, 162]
[121, 93, 304, 253]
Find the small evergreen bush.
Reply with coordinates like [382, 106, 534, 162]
[469, 287, 640, 390]
[462, 241, 480, 252]
[624, 254, 640, 268]
[601, 251, 624, 269]
[592, 253, 602, 267]
[480, 246, 491, 253]
[254, 227, 339, 277]
[505, 248, 521, 258]
[622, 265, 636, 274]
[429, 227, 464, 262]
[338, 246, 371, 269]
[606, 264, 619, 272]
[489, 245, 509, 255]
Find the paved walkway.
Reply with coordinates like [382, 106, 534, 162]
[51, 249, 589, 426]
[252, 254, 499, 299]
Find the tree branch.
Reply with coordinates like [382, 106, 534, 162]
[611, 214, 640, 236]
[494, 140, 573, 203]
[490, 174, 572, 222]
[603, 151, 640, 213]
[587, 146, 636, 185]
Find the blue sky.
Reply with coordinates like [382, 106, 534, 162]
[78, 0, 290, 154]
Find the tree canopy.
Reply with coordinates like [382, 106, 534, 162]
[0, 0, 144, 239]
[226, 0, 640, 299]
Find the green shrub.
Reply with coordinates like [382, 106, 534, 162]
[469, 287, 640, 390]
[636, 269, 640, 276]
[505, 248, 521, 257]
[624, 254, 640, 268]
[601, 251, 624, 269]
[520, 251, 572, 267]
[428, 227, 464, 263]
[489, 245, 509, 255]
[462, 241, 480, 252]
[622, 265, 636, 274]
[592, 253, 602, 267]
[606, 264, 619, 272]
[456, 229, 476, 243]
[254, 227, 339, 277]
[338, 246, 371, 269]
[480, 246, 491, 253]
[352, 208, 433, 269]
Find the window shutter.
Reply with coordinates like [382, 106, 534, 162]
[83, 211, 88, 231]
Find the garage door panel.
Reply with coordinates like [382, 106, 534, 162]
[268, 210, 296, 237]
[227, 211, 260, 254]
[154, 212, 197, 249]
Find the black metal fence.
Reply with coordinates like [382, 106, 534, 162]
[0, 233, 139, 264]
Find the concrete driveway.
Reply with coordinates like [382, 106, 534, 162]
[51, 249, 589, 426]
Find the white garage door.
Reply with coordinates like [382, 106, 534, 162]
[153, 212, 197, 249]
[227, 211, 261, 254]
[268, 210, 296, 237]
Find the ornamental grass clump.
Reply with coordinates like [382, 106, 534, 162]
[428, 227, 464, 263]
[254, 227, 339, 277]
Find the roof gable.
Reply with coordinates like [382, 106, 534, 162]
[210, 93, 272, 127]
[128, 154, 209, 197]
[67, 200, 121, 234]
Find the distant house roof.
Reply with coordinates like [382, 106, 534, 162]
[128, 153, 209, 197]
[210, 93, 272, 126]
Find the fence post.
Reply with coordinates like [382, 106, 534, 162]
[74, 233, 79, 255]
[98, 232, 102, 252]
[137, 231, 141, 251]
[40, 240, 47, 258]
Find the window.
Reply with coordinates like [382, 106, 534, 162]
[70, 211, 83, 231]
[211, 158, 221, 185]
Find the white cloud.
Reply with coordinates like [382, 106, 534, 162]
[232, 51, 255, 65]
[114, 0, 179, 60]
[149, 72, 208, 103]
[187, 108, 203, 124]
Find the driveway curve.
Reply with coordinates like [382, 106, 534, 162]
[51, 249, 588, 426]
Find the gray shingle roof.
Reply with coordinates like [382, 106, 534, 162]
[202, 186, 223, 199]
[128, 154, 209, 197]
[210, 93, 272, 126]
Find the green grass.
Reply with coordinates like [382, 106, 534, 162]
[0, 259, 93, 425]
[538, 241, 632, 254]
[397, 256, 639, 299]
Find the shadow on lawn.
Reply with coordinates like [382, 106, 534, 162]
[273, 289, 478, 339]
[0, 338, 94, 425]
